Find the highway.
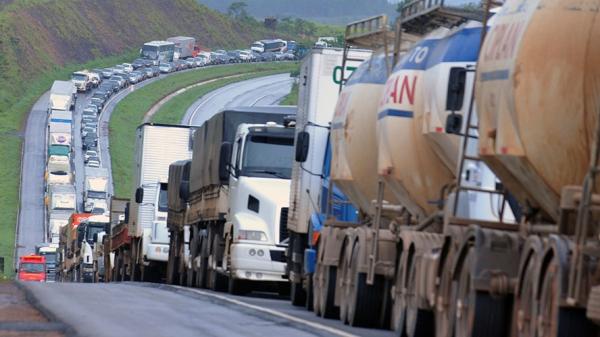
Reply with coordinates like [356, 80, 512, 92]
[17, 92, 51, 259]
[182, 73, 294, 125]
[22, 282, 392, 337]
[15, 66, 395, 337]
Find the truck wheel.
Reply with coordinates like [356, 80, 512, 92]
[405, 256, 434, 337]
[228, 276, 248, 295]
[208, 236, 227, 292]
[346, 244, 384, 328]
[305, 274, 314, 311]
[537, 254, 595, 337]
[435, 257, 454, 337]
[339, 242, 351, 323]
[320, 265, 339, 319]
[515, 253, 537, 337]
[454, 246, 510, 337]
[312, 266, 322, 316]
[290, 280, 306, 306]
[391, 251, 407, 334]
[196, 234, 208, 288]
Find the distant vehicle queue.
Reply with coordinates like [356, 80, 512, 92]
[18, 33, 296, 282]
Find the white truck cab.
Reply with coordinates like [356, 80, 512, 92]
[145, 180, 170, 262]
[224, 122, 295, 283]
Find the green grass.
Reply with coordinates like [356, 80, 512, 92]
[0, 51, 137, 277]
[110, 62, 299, 198]
[280, 82, 299, 105]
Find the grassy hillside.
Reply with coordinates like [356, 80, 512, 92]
[198, 0, 397, 24]
[0, 0, 293, 276]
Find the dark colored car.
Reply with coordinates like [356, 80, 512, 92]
[90, 97, 105, 110]
[94, 90, 110, 100]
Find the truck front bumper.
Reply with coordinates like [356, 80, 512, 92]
[146, 243, 169, 262]
[230, 243, 287, 282]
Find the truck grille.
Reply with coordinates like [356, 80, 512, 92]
[279, 207, 289, 242]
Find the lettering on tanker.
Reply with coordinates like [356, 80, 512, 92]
[380, 74, 418, 107]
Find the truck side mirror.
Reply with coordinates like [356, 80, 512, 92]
[179, 180, 190, 201]
[93, 233, 98, 243]
[135, 187, 144, 204]
[124, 202, 130, 224]
[295, 131, 310, 163]
[445, 114, 463, 134]
[219, 142, 233, 182]
[446, 67, 467, 112]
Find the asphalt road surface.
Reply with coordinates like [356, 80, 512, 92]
[22, 282, 393, 337]
[17, 91, 51, 259]
[182, 73, 294, 126]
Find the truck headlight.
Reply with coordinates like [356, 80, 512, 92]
[237, 230, 267, 242]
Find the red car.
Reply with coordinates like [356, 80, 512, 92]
[18, 255, 46, 282]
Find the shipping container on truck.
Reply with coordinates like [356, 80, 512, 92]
[166, 106, 297, 294]
[122, 124, 196, 283]
[48, 81, 76, 112]
[167, 36, 195, 59]
[284, 47, 371, 306]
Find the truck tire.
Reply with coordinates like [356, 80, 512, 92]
[454, 246, 511, 337]
[537, 254, 595, 337]
[346, 244, 384, 328]
[196, 233, 209, 288]
[208, 235, 227, 292]
[313, 265, 322, 316]
[291, 280, 306, 307]
[320, 265, 339, 319]
[405, 256, 434, 337]
[228, 277, 249, 295]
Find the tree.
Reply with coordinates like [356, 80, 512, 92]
[227, 1, 249, 19]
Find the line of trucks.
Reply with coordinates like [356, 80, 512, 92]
[53, 0, 600, 335]
[43, 78, 112, 283]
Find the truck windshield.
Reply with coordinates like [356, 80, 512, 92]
[39, 253, 56, 263]
[20, 263, 44, 273]
[87, 225, 106, 242]
[242, 135, 294, 179]
[88, 191, 107, 199]
[72, 74, 87, 81]
[158, 183, 168, 212]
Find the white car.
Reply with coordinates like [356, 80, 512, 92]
[86, 157, 100, 168]
[84, 150, 98, 163]
[121, 63, 134, 73]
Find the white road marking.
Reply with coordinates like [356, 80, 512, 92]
[170, 285, 360, 337]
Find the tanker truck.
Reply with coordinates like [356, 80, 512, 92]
[124, 123, 196, 282]
[166, 107, 296, 294]
[305, 12, 521, 335]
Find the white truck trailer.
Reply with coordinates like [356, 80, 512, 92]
[46, 155, 72, 185]
[284, 47, 371, 305]
[48, 109, 73, 151]
[48, 210, 72, 245]
[167, 36, 195, 59]
[166, 107, 297, 294]
[84, 167, 110, 213]
[48, 81, 76, 112]
[125, 123, 196, 282]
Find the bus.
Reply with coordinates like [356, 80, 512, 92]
[140, 41, 175, 64]
[18, 255, 46, 282]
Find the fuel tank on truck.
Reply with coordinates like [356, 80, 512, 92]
[476, 0, 600, 221]
[377, 21, 484, 219]
[331, 54, 398, 213]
